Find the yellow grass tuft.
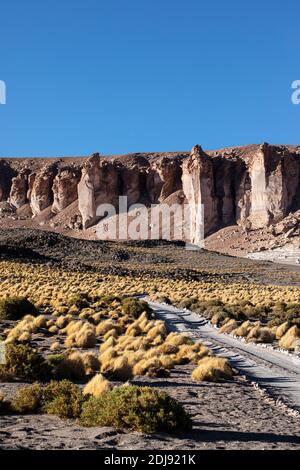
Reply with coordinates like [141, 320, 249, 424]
[279, 325, 300, 350]
[96, 320, 116, 336]
[192, 357, 234, 382]
[275, 322, 290, 339]
[82, 352, 100, 374]
[55, 351, 86, 379]
[218, 319, 238, 334]
[83, 373, 112, 397]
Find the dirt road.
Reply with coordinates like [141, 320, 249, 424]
[147, 300, 300, 412]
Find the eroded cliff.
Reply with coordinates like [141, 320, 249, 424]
[1, 144, 300, 242]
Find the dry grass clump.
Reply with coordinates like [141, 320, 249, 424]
[56, 316, 70, 329]
[275, 322, 290, 339]
[165, 332, 192, 347]
[64, 322, 96, 349]
[55, 351, 86, 379]
[50, 341, 60, 351]
[132, 357, 169, 378]
[246, 326, 275, 343]
[18, 331, 31, 342]
[96, 320, 118, 336]
[279, 325, 300, 350]
[4, 315, 39, 343]
[192, 356, 234, 382]
[83, 373, 112, 397]
[81, 353, 100, 374]
[219, 319, 238, 334]
[109, 355, 133, 381]
[33, 315, 47, 329]
[232, 320, 252, 337]
[100, 336, 117, 353]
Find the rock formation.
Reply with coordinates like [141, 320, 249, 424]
[0, 143, 300, 241]
[52, 168, 80, 214]
[30, 166, 57, 216]
[9, 170, 29, 208]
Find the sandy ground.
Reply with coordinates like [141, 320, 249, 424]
[1, 367, 300, 450]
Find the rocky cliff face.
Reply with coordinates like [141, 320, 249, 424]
[0, 144, 300, 240]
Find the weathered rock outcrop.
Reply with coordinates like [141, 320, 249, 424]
[78, 154, 120, 229]
[1, 144, 300, 241]
[52, 169, 80, 214]
[30, 166, 57, 216]
[9, 170, 29, 208]
[182, 145, 218, 241]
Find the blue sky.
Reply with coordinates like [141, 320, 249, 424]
[0, 0, 299, 157]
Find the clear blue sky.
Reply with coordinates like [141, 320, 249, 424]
[0, 0, 299, 157]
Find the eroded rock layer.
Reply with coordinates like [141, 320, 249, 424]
[0, 144, 300, 238]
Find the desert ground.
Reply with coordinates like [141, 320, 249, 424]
[1, 229, 300, 450]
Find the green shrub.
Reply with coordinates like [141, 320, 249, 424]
[11, 383, 42, 413]
[4, 343, 52, 380]
[80, 385, 192, 433]
[42, 380, 84, 419]
[67, 293, 90, 309]
[0, 297, 38, 320]
[47, 354, 64, 367]
[122, 298, 152, 318]
[11, 380, 84, 419]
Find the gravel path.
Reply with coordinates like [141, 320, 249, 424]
[147, 300, 300, 412]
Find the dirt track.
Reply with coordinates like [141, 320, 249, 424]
[148, 300, 300, 412]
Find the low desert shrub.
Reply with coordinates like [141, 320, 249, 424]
[67, 292, 90, 309]
[4, 343, 51, 380]
[0, 297, 38, 320]
[11, 383, 42, 413]
[79, 385, 192, 433]
[192, 357, 234, 382]
[42, 380, 84, 419]
[121, 298, 151, 318]
[11, 380, 84, 419]
[47, 354, 64, 367]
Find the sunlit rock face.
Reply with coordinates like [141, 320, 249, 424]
[1, 143, 300, 239]
[29, 166, 57, 216]
[52, 168, 80, 214]
[9, 170, 29, 208]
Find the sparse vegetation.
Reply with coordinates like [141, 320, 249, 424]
[192, 357, 234, 382]
[4, 343, 51, 381]
[11, 380, 84, 419]
[80, 385, 192, 433]
[0, 297, 37, 321]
